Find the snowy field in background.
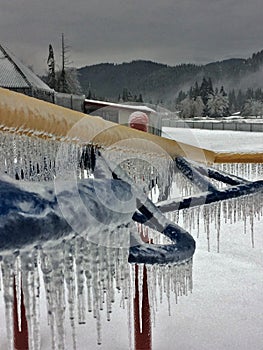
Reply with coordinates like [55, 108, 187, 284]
[162, 127, 263, 153]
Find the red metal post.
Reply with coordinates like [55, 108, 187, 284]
[13, 278, 29, 350]
[134, 265, 152, 350]
[130, 111, 152, 350]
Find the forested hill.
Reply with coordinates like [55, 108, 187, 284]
[77, 49, 263, 106]
[77, 60, 166, 100]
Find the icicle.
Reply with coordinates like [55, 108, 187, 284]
[127, 282, 133, 350]
[49, 250, 66, 350]
[96, 303, 102, 345]
[14, 256, 22, 332]
[16, 248, 40, 350]
[75, 238, 86, 325]
[165, 265, 171, 316]
[145, 264, 156, 326]
[249, 200, 255, 248]
[137, 264, 144, 333]
[215, 202, 221, 253]
[203, 206, 211, 252]
[0, 258, 2, 292]
[63, 241, 77, 349]
[1, 255, 15, 350]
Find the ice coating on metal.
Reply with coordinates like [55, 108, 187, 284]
[0, 87, 220, 164]
[0, 175, 135, 252]
[1, 87, 263, 163]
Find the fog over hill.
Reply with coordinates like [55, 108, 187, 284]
[76, 49, 263, 108]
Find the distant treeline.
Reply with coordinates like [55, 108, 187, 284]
[175, 78, 263, 118]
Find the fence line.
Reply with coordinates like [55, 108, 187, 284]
[162, 119, 263, 132]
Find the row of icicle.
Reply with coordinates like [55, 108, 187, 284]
[0, 235, 193, 350]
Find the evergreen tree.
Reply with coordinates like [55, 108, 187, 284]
[220, 86, 227, 96]
[179, 96, 204, 118]
[200, 77, 214, 115]
[87, 89, 92, 99]
[122, 88, 129, 102]
[228, 89, 237, 113]
[87, 89, 97, 99]
[189, 86, 194, 99]
[57, 67, 82, 94]
[208, 78, 213, 94]
[192, 96, 205, 117]
[137, 94, 143, 103]
[176, 90, 187, 105]
[236, 90, 245, 111]
[242, 99, 263, 117]
[245, 88, 254, 101]
[254, 88, 263, 101]
[121, 88, 143, 103]
[192, 81, 200, 99]
[47, 44, 56, 89]
[179, 97, 192, 119]
[207, 90, 229, 118]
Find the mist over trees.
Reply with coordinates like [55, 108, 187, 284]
[176, 77, 263, 118]
[76, 49, 263, 114]
[176, 78, 230, 118]
[43, 46, 263, 117]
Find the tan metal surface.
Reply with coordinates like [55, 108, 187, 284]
[0, 87, 262, 164]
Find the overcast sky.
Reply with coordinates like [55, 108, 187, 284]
[1, 0, 263, 74]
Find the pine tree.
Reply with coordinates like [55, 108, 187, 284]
[242, 99, 263, 117]
[179, 96, 204, 118]
[220, 86, 227, 97]
[176, 90, 187, 105]
[255, 88, 263, 101]
[207, 89, 229, 118]
[57, 67, 82, 94]
[228, 89, 237, 113]
[192, 96, 205, 117]
[236, 90, 245, 111]
[192, 81, 200, 100]
[137, 94, 143, 103]
[200, 77, 214, 115]
[179, 97, 192, 119]
[245, 88, 254, 101]
[122, 88, 129, 102]
[47, 44, 56, 89]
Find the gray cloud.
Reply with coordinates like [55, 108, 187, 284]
[0, 0, 263, 74]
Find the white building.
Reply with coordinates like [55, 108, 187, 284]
[84, 99, 162, 135]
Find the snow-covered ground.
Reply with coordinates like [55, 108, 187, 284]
[0, 128, 262, 350]
[162, 127, 263, 153]
[156, 127, 263, 349]
[153, 220, 263, 350]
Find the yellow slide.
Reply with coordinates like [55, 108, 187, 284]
[0, 88, 262, 164]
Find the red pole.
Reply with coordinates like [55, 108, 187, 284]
[13, 278, 29, 350]
[130, 112, 152, 350]
[134, 265, 152, 350]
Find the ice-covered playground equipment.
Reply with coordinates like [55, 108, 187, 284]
[0, 87, 262, 350]
[0, 87, 262, 258]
